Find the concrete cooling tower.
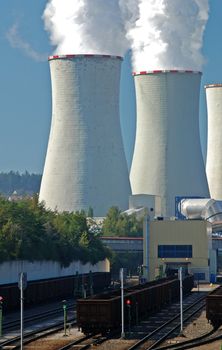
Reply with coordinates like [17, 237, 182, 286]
[130, 70, 209, 217]
[39, 54, 131, 216]
[205, 84, 222, 200]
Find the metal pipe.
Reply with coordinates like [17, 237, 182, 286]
[179, 198, 222, 232]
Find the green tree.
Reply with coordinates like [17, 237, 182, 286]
[102, 206, 143, 237]
[0, 196, 109, 267]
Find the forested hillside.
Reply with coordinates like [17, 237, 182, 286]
[0, 171, 41, 195]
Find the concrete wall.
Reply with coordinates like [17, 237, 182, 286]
[130, 71, 209, 217]
[148, 220, 211, 281]
[206, 85, 222, 200]
[0, 259, 110, 285]
[39, 55, 131, 216]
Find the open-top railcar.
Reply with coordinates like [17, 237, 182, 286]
[206, 286, 222, 327]
[77, 275, 194, 334]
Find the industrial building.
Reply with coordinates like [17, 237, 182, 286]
[39, 54, 131, 216]
[148, 220, 214, 282]
[124, 195, 222, 283]
[205, 84, 222, 200]
[101, 234, 222, 281]
[130, 70, 209, 217]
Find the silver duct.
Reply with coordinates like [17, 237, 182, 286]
[179, 198, 222, 232]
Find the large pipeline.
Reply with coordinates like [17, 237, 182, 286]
[179, 198, 222, 232]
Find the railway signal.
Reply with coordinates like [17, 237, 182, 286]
[126, 299, 132, 333]
[62, 300, 68, 337]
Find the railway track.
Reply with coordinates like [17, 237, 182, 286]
[3, 303, 75, 332]
[1, 324, 111, 350]
[0, 292, 210, 350]
[0, 302, 76, 349]
[0, 318, 77, 349]
[126, 292, 208, 350]
[55, 334, 109, 350]
[153, 327, 220, 350]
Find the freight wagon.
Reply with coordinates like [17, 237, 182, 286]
[0, 272, 111, 311]
[206, 286, 222, 327]
[77, 275, 194, 334]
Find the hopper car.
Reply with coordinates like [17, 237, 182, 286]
[77, 274, 194, 334]
[206, 286, 222, 327]
[0, 272, 110, 311]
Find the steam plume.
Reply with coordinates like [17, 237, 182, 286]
[120, 0, 209, 71]
[6, 23, 46, 62]
[43, 0, 209, 71]
[43, 0, 130, 57]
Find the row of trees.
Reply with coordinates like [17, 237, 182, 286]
[0, 196, 110, 267]
[0, 171, 143, 271]
[0, 171, 143, 237]
[0, 171, 41, 195]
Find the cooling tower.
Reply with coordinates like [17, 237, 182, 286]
[205, 84, 222, 200]
[39, 54, 131, 216]
[130, 70, 209, 216]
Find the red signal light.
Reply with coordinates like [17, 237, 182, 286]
[126, 299, 131, 306]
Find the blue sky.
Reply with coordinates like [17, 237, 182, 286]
[0, 0, 221, 173]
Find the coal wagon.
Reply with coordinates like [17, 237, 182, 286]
[0, 272, 111, 311]
[77, 274, 194, 334]
[206, 286, 222, 327]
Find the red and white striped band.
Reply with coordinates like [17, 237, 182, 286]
[132, 70, 202, 76]
[205, 84, 222, 89]
[48, 54, 123, 61]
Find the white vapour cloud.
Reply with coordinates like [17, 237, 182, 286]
[43, 0, 130, 56]
[43, 0, 209, 71]
[6, 23, 46, 62]
[120, 0, 209, 71]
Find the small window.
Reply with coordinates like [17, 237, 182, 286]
[194, 273, 205, 281]
[158, 245, 192, 258]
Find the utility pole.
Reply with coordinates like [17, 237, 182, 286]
[120, 268, 125, 339]
[179, 267, 183, 335]
[143, 213, 150, 282]
[18, 272, 27, 350]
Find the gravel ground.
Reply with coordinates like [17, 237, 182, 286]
[26, 311, 220, 350]
[25, 328, 84, 350]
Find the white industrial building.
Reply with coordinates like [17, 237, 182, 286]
[130, 70, 209, 217]
[39, 54, 131, 216]
[205, 84, 222, 200]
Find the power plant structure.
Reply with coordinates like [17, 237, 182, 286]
[39, 54, 131, 216]
[205, 84, 222, 200]
[130, 70, 209, 217]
